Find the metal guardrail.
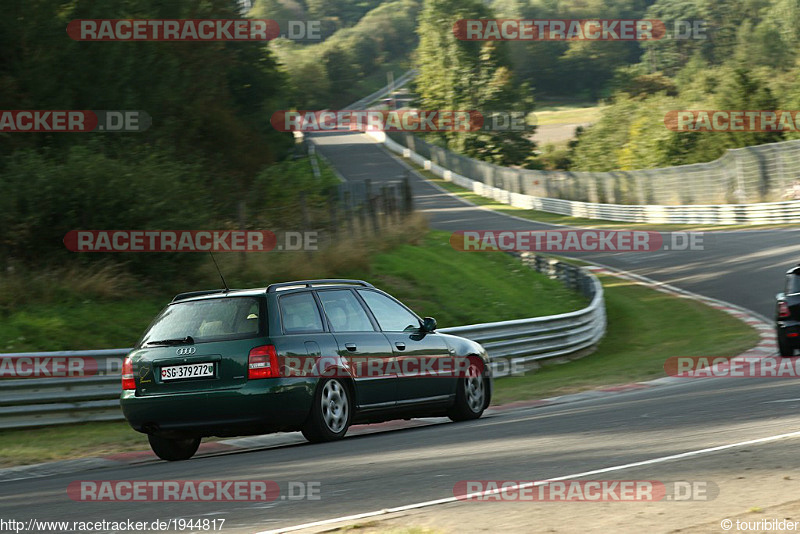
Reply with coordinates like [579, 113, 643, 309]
[441, 254, 605, 377]
[0, 349, 127, 430]
[369, 130, 800, 224]
[388, 125, 800, 206]
[342, 70, 418, 111]
[361, 70, 800, 209]
[0, 258, 604, 430]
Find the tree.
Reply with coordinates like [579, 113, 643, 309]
[640, 0, 706, 76]
[713, 66, 783, 148]
[415, 0, 535, 165]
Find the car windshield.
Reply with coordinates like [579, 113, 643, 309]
[140, 297, 262, 346]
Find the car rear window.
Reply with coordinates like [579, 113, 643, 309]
[140, 297, 263, 346]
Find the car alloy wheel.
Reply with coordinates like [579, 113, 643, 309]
[464, 364, 485, 413]
[321, 378, 349, 434]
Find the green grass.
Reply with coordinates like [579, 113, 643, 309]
[362, 231, 585, 326]
[532, 105, 604, 126]
[0, 421, 149, 467]
[492, 273, 761, 404]
[422, 171, 795, 232]
[535, 100, 601, 112]
[0, 231, 583, 354]
[0, 299, 168, 352]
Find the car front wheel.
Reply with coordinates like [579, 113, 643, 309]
[448, 359, 487, 422]
[302, 378, 352, 443]
[147, 434, 201, 461]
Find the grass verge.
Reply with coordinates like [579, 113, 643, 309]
[0, 422, 153, 467]
[492, 272, 761, 404]
[532, 103, 604, 126]
[0, 228, 585, 353]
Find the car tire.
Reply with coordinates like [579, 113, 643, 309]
[778, 333, 795, 357]
[147, 434, 201, 461]
[448, 358, 487, 422]
[302, 378, 352, 443]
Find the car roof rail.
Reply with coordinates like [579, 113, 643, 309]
[266, 279, 374, 292]
[171, 289, 230, 302]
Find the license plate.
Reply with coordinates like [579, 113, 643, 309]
[161, 362, 214, 381]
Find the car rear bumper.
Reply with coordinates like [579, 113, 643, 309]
[120, 377, 317, 438]
[777, 321, 800, 342]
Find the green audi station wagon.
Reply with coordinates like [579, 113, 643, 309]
[121, 280, 492, 461]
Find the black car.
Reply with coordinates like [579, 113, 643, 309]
[776, 265, 800, 356]
[121, 279, 492, 461]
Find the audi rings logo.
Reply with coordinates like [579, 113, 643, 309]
[176, 347, 196, 356]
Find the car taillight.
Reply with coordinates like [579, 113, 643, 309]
[779, 301, 791, 318]
[249, 345, 279, 379]
[122, 357, 136, 390]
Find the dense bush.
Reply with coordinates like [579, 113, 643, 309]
[250, 152, 341, 229]
[0, 145, 211, 277]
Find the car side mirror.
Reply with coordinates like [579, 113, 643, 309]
[421, 317, 437, 332]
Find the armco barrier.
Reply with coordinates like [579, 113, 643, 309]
[0, 257, 604, 430]
[343, 69, 418, 111]
[441, 255, 605, 376]
[0, 349, 127, 430]
[368, 130, 800, 224]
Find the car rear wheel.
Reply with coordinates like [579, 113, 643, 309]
[448, 359, 486, 422]
[302, 378, 352, 443]
[147, 434, 201, 461]
[778, 333, 795, 357]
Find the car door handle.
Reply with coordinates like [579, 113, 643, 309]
[395, 342, 406, 350]
[344, 343, 357, 352]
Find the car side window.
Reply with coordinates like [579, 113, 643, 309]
[317, 289, 375, 332]
[280, 292, 324, 333]
[358, 290, 420, 332]
[787, 274, 800, 295]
